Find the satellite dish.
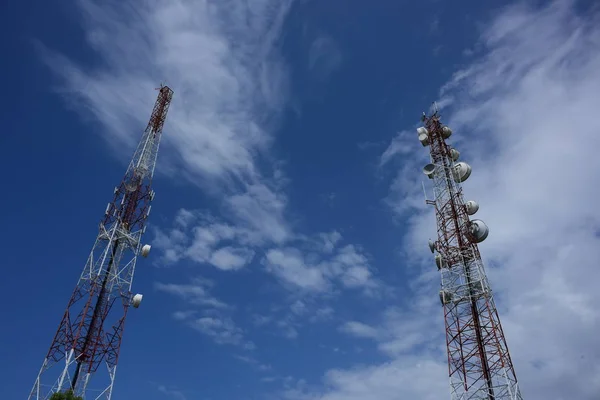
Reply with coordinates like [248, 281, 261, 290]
[423, 164, 436, 179]
[132, 293, 143, 308]
[453, 162, 472, 183]
[469, 219, 489, 243]
[465, 201, 479, 215]
[428, 239, 436, 253]
[124, 173, 142, 192]
[125, 181, 137, 192]
[141, 244, 152, 258]
[418, 132, 430, 146]
[417, 127, 429, 136]
[450, 148, 460, 161]
[435, 254, 447, 270]
[441, 126, 453, 139]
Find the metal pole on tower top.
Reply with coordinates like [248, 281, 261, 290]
[28, 85, 174, 400]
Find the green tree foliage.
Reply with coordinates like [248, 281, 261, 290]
[49, 390, 83, 400]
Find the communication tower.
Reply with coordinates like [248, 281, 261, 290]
[28, 85, 174, 400]
[418, 109, 523, 400]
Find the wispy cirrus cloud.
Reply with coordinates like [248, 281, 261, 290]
[191, 315, 254, 347]
[339, 303, 442, 359]
[287, 1, 600, 399]
[43, 4, 384, 338]
[233, 354, 272, 372]
[40, 0, 294, 190]
[40, 0, 299, 275]
[157, 385, 188, 400]
[155, 277, 228, 309]
[308, 34, 343, 82]
[156, 277, 255, 349]
[250, 302, 334, 340]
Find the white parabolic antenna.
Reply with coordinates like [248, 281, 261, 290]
[428, 239, 436, 253]
[435, 254, 447, 270]
[141, 244, 152, 258]
[132, 293, 143, 308]
[450, 148, 460, 161]
[453, 161, 472, 183]
[418, 132, 430, 146]
[423, 163, 436, 179]
[441, 126, 453, 139]
[125, 181, 137, 192]
[417, 127, 428, 136]
[469, 219, 489, 243]
[465, 200, 479, 215]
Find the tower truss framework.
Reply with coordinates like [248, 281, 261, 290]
[29, 85, 174, 400]
[419, 111, 523, 400]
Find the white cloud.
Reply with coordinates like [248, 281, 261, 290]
[313, 357, 448, 400]
[233, 354, 272, 372]
[225, 182, 291, 245]
[332, 245, 375, 289]
[338, 321, 378, 339]
[277, 319, 300, 340]
[263, 240, 380, 294]
[40, 0, 296, 274]
[252, 314, 273, 327]
[173, 310, 196, 321]
[155, 278, 228, 309]
[298, 1, 600, 400]
[249, 302, 334, 340]
[152, 208, 267, 270]
[209, 246, 255, 270]
[191, 316, 248, 346]
[282, 356, 448, 400]
[156, 277, 255, 349]
[339, 302, 443, 359]
[290, 300, 307, 315]
[154, 215, 375, 342]
[40, 0, 294, 189]
[174, 209, 196, 229]
[379, 130, 414, 167]
[158, 385, 187, 400]
[319, 231, 342, 253]
[264, 248, 330, 292]
[308, 35, 343, 81]
[309, 306, 335, 323]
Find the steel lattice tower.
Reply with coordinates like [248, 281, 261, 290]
[29, 85, 174, 400]
[417, 110, 523, 400]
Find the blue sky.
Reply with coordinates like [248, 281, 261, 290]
[2, 0, 600, 399]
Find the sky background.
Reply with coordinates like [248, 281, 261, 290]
[2, 0, 600, 399]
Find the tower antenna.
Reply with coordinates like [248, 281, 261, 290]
[416, 112, 523, 399]
[29, 85, 174, 400]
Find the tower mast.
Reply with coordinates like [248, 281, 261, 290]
[29, 85, 174, 400]
[417, 110, 523, 400]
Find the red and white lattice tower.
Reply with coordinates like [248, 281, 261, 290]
[418, 109, 523, 400]
[29, 85, 174, 400]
